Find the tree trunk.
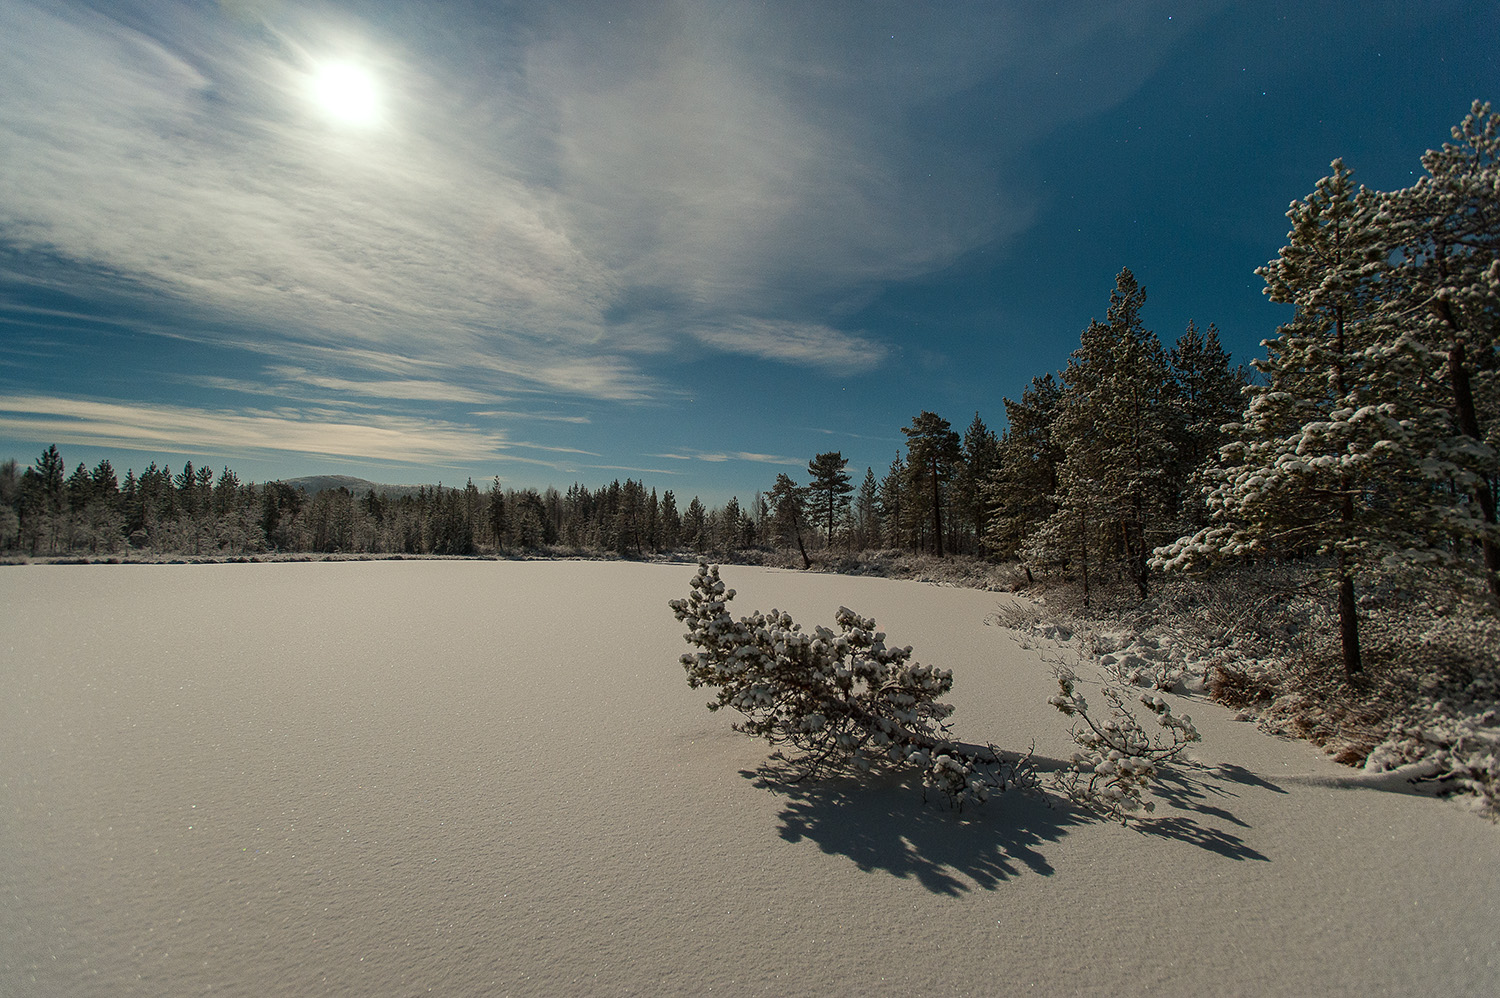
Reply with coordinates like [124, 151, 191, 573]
[1121, 517, 1149, 600]
[1337, 566, 1363, 678]
[931, 459, 944, 558]
[1445, 338, 1500, 605]
[795, 525, 811, 569]
[1335, 471, 1363, 677]
[1078, 509, 1090, 612]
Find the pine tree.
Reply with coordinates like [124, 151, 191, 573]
[0, 461, 18, 548]
[767, 473, 811, 566]
[614, 480, 646, 556]
[1157, 161, 1417, 676]
[212, 468, 240, 517]
[718, 496, 743, 553]
[901, 412, 961, 557]
[1383, 101, 1500, 603]
[511, 489, 549, 548]
[953, 413, 1001, 554]
[65, 462, 92, 513]
[1170, 322, 1247, 476]
[806, 451, 853, 547]
[645, 488, 662, 552]
[878, 452, 907, 549]
[683, 497, 708, 552]
[495, 477, 513, 549]
[854, 467, 880, 549]
[1039, 269, 1179, 599]
[174, 462, 199, 517]
[1170, 321, 1251, 531]
[34, 444, 64, 499]
[660, 490, 681, 550]
[985, 374, 1063, 567]
[19, 445, 66, 552]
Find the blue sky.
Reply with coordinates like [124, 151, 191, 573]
[1, 0, 1495, 505]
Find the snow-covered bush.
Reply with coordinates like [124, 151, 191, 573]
[1048, 667, 1201, 822]
[669, 563, 1035, 807]
[996, 596, 1205, 821]
[1367, 705, 1500, 816]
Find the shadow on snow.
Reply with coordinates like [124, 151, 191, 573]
[746, 763, 1080, 896]
[746, 756, 1273, 894]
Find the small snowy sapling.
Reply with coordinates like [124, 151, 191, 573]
[669, 563, 1034, 807]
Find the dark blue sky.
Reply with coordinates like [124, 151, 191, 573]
[2, 0, 1496, 503]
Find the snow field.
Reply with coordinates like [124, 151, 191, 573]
[2, 561, 1496, 997]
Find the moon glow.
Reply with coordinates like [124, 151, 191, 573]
[311, 62, 379, 125]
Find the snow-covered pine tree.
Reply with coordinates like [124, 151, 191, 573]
[1170, 321, 1251, 531]
[1036, 269, 1179, 600]
[670, 563, 1036, 807]
[1383, 101, 1500, 604]
[984, 374, 1063, 568]
[1156, 160, 1430, 677]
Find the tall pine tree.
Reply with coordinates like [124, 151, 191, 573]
[1170, 320, 1250, 531]
[901, 412, 961, 557]
[1384, 101, 1500, 603]
[1158, 161, 1423, 676]
[806, 451, 853, 547]
[985, 374, 1063, 566]
[1039, 269, 1179, 599]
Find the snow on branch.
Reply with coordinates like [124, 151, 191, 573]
[669, 563, 1035, 808]
[1049, 666, 1201, 823]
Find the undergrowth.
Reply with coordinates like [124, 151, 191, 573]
[1007, 563, 1500, 818]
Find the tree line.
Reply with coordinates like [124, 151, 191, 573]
[0, 453, 732, 559]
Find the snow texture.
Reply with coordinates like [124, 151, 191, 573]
[2, 561, 1497, 997]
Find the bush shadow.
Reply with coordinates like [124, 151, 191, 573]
[746, 758, 1085, 896]
[1137, 765, 1272, 861]
[750, 755, 1279, 892]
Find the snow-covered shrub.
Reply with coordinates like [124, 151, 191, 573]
[1049, 667, 1201, 823]
[1367, 706, 1500, 816]
[996, 598, 1205, 821]
[1361, 642, 1500, 818]
[670, 563, 1035, 808]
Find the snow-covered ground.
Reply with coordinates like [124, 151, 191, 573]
[3, 561, 1496, 997]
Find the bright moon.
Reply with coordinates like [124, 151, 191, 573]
[311, 62, 379, 125]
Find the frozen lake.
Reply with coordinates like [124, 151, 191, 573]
[3, 561, 1497, 996]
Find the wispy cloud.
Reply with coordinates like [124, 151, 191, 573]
[691, 320, 887, 373]
[265, 366, 500, 404]
[509, 441, 600, 457]
[0, 1, 621, 394]
[806, 426, 904, 444]
[647, 449, 802, 467]
[581, 464, 685, 477]
[0, 394, 513, 468]
[471, 410, 591, 425]
[0, 0, 1201, 406]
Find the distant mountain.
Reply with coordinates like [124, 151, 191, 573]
[276, 475, 428, 499]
